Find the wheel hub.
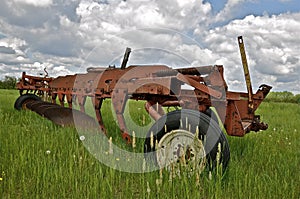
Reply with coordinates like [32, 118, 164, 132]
[156, 129, 206, 172]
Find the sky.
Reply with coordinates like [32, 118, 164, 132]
[0, 0, 299, 93]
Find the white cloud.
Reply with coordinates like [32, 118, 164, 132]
[13, 0, 53, 7]
[0, 36, 31, 69]
[195, 12, 300, 92]
[73, 0, 214, 71]
[0, 37, 27, 52]
[76, 0, 211, 32]
[213, 0, 246, 23]
[0, 0, 299, 94]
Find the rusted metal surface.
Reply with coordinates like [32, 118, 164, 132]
[16, 72, 53, 95]
[15, 36, 272, 142]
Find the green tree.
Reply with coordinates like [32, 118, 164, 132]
[266, 91, 299, 103]
[294, 94, 300, 104]
[0, 76, 17, 89]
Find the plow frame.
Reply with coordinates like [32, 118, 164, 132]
[14, 36, 272, 171]
[15, 36, 272, 143]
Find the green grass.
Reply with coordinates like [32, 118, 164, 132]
[0, 89, 299, 198]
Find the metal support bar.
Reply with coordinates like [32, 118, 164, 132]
[145, 101, 165, 121]
[238, 36, 253, 110]
[112, 88, 131, 143]
[93, 98, 106, 134]
[121, 47, 131, 69]
[176, 73, 222, 99]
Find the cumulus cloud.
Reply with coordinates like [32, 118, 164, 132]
[194, 12, 300, 92]
[0, 0, 299, 93]
[0, 46, 16, 54]
[213, 0, 246, 23]
[73, 0, 214, 70]
[13, 0, 53, 7]
[76, 0, 211, 31]
[0, 36, 31, 67]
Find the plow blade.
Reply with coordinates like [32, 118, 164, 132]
[15, 94, 99, 131]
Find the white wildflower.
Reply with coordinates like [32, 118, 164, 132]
[155, 139, 158, 150]
[146, 181, 151, 194]
[209, 171, 212, 180]
[109, 137, 113, 154]
[132, 131, 136, 148]
[150, 132, 154, 149]
[186, 117, 188, 129]
[0, 171, 5, 181]
[216, 143, 222, 164]
[195, 126, 199, 138]
[79, 135, 85, 141]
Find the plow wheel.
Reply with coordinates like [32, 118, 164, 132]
[144, 109, 230, 173]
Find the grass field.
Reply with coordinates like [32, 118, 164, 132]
[0, 89, 299, 198]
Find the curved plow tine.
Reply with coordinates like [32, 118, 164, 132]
[24, 100, 99, 130]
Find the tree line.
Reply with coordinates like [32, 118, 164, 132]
[264, 91, 300, 104]
[0, 76, 17, 89]
[0, 76, 299, 103]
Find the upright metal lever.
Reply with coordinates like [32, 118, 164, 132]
[121, 47, 131, 69]
[238, 36, 253, 111]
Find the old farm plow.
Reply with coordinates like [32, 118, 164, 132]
[14, 36, 271, 170]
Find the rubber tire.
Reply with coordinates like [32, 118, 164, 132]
[14, 94, 41, 110]
[144, 109, 230, 171]
[205, 108, 219, 124]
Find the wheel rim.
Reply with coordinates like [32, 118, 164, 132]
[156, 129, 206, 173]
[144, 109, 230, 173]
